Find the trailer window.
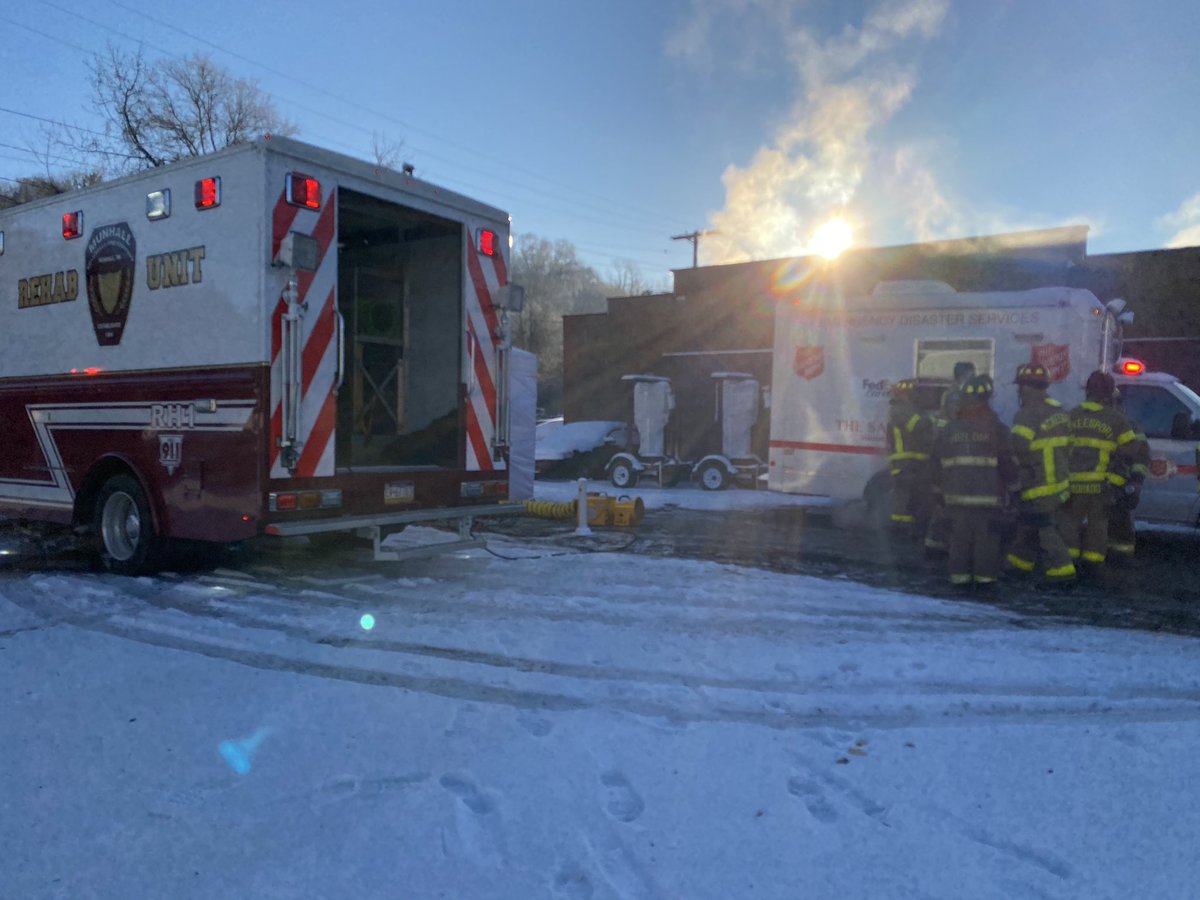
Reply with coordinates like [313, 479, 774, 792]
[914, 338, 994, 381]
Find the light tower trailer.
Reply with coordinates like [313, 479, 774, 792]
[691, 372, 768, 490]
[0, 137, 526, 573]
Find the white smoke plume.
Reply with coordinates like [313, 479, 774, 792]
[1160, 193, 1200, 249]
[670, 0, 951, 264]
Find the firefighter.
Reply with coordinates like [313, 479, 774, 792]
[925, 361, 977, 553]
[932, 374, 1018, 588]
[1005, 364, 1076, 584]
[1064, 371, 1141, 569]
[1107, 389, 1150, 559]
[933, 361, 977, 430]
[886, 378, 934, 537]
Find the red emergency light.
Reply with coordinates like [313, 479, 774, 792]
[286, 172, 321, 209]
[194, 177, 221, 210]
[477, 229, 498, 257]
[1119, 359, 1145, 375]
[62, 211, 82, 240]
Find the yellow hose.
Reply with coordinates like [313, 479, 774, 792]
[524, 499, 578, 520]
[524, 494, 644, 527]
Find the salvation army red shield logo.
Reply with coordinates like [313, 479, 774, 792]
[793, 345, 824, 380]
[1149, 457, 1176, 480]
[1031, 344, 1070, 383]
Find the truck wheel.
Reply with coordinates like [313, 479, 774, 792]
[94, 474, 158, 575]
[610, 460, 635, 488]
[698, 461, 729, 491]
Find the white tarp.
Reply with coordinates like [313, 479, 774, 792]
[633, 380, 674, 458]
[721, 376, 760, 459]
[507, 348, 537, 499]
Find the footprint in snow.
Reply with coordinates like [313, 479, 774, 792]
[787, 776, 838, 824]
[517, 711, 554, 737]
[317, 771, 430, 804]
[552, 863, 595, 899]
[439, 774, 496, 815]
[439, 774, 507, 865]
[600, 771, 644, 823]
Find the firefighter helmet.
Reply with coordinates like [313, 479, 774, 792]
[889, 378, 916, 398]
[1014, 363, 1051, 389]
[962, 374, 994, 402]
[1085, 370, 1116, 402]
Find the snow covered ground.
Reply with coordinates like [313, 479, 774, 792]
[3, 508, 1200, 898]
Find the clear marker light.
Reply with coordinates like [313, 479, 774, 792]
[360, 614, 376, 631]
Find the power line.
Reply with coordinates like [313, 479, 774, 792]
[21, 1, 685, 238]
[0, 106, 108, 139]
[94, 0, 684, 231]
[0, 15, 92, 55]
[5, 7, 695, 271]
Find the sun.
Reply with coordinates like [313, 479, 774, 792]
[810, 217, 853, 260]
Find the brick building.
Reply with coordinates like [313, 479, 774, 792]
[561, 226, 1200, 459]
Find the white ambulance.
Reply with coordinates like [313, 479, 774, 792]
[768, 281, 1200, 528]
[0, 137, 527, 572]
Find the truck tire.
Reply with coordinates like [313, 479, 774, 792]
[610, 460, 636, 488]
[698, 461, 729, 491]
[94, 474, 159, 575]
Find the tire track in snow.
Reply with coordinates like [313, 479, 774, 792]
[8, 569, 1200, 734]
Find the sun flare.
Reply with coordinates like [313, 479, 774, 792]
[810, 217, 853, 260]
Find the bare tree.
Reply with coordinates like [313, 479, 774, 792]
[78, 45, 296, 171]
[607, 259, 650, 296]
[511, 235, 611, 412]
[370, 131, 406, 170]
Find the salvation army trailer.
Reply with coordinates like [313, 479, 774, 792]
[768, 281, 1119, 501]
[0, 137, 525, 572]
[769, 280, 1200, 528]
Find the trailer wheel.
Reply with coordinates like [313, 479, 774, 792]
[610, 460, 636, 488]
[698, 461, 729, 491]
[94, 474, 158, 575]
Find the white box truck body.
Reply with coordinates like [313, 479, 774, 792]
[769, 281, 1200, 527]
[0, 137, 523, 569]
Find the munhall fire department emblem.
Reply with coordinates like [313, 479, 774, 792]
[1030, 343, 1070, 383]
[85, 222, 137, 346]
[793, 345, 825, 380]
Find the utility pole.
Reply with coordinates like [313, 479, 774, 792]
[671, 230, 714, 268]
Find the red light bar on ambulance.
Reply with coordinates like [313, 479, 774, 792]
[62, 211, 83, 240]
[1119, 359, 1146, 375]
[194, 177, 221, 210]
[285, 172, 321, 209]
[477, 228, 498, 257]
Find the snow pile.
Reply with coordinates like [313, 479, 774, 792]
[535, 419, 626, 461]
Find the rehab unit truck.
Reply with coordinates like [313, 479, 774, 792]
[0, 137, 526, 573]
[769, 281, 1200, 527]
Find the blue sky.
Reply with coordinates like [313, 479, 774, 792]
[4, 0, 1200, 285]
